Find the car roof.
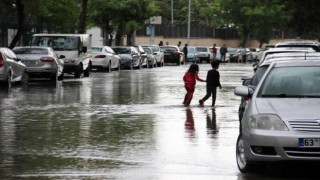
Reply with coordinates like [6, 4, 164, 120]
[260, 52, 320, 66]
[272, 59, 320, 68]
[275, 40, 320, 46]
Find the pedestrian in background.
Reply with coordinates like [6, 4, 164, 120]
[199, 61, 222, 107]
[183, 64, 205, 106]
[166, 42, 169, 45]
[220, 44, 228, 63]
[212, 43, 217, 60]
[183, 43, 188, 62]
[158, 41, 163, 46]
[177, 41, 182, 47]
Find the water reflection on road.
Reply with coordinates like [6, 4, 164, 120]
[1, 63, 319, 179]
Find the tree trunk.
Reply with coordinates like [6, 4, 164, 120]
[78, 0, 88, 34]
[9, 0, 24, 49]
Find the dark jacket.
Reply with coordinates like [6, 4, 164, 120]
[206, 68, 221, 88]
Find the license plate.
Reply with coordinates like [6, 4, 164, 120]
[299, 138, 320, 147]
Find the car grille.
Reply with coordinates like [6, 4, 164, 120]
[288, 120, 320, 132]
[284, 147, 320, 158]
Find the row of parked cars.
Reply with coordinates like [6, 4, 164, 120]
[233, 41, 320, 173]
[0, 43, 169, 87]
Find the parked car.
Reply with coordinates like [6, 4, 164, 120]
[13, 46, 64, 81]
[91, 46, 120, 72]
[226, 47, 239, 62]
[141, 44, 164, 67]
[275, 41, 320, 52]
[238, 52, 320, 121]
[142, 47, 157, 68]
[134, 45, 148, 68]
[0, 47, 28, 86]
[258, 47, 316, 65]
[112, 46, 141, 70]
[234, 59, 320, 173]
[31, 34, 92, 78]
[196, 46, 212, 63]
[160, 45, 185, 65]
[248, 47, 260, 61]
[185, 46, 200, 63]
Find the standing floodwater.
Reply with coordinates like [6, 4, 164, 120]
[1, 63, 316, 179]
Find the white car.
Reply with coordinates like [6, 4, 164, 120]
[0, 47, 28, 86]
[141, 44, 164, 67]
[91, 46, 120, 72]
[13, 46, 64, 81]
[142, 47, 157, 68]
[196, 46, 212, 63]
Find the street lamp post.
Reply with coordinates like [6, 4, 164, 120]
[187, 0, 191, 44]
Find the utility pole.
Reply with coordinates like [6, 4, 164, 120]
[187, 0, 191, 44]
[171, 0, 174, 25]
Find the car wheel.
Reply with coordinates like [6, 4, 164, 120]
[154, 60, 157, 68]
[129, 61, 134, 70]
[20, 71, 29, 85]
[116, 61, 120, 71]
[84, 63, 91, 77]
[6, 71, 12, 87]
[106, 62, 111, 73]
[236, 134, 264, 173]
[75, 64, 83, 78]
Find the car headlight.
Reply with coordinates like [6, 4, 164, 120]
[249, 114, 288, 131]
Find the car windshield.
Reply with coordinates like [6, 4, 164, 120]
[113, 47, 131, 54]
[143, 48, 152, 54]
[13, 48, 48, 55]
[258, 66, 320, 97]
[196, 47, 207, 52]
[227, 48, 238, 54]
[32, 36, 80, 51]
[92, 47, 103, 52]
[188, 48, 195, 53]
[160, 47, 177, 51]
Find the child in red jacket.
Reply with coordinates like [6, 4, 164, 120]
[183, 64, 205, 106]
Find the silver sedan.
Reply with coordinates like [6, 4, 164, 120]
[0, 47, 28, 86]
[234, 60, 320, 173]
[13, 46, 64, 81]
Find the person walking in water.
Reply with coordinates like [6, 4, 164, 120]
[183, 64, 205, 106]
[199, 61, 222, 107]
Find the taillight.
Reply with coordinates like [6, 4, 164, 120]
[95, 55, 107, 58]
[0, 54, 4, 67]
[40, 56, 55, 62]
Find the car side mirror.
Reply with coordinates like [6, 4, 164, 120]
[59, 55, 65, 59]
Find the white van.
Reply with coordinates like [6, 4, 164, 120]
[31, 34, 92, 78]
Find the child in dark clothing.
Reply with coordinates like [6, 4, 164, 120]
[199, 61, 222, 107]
[183, 64, 205, 106]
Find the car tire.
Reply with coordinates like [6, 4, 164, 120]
[106, 62, 111, 73]
[6, 71, 12, 87]
[236, 134, 264, 173]
[236, 134, 252, 173]
[20, 71, 29, 85]
[74, 64, 83, 78]
[116, 61, 120, 71]
[84, 63, 91, 77]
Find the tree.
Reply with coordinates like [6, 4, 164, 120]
[284, 0, 320, 40]
[9, 0, 24, 49]
[88, 0, 157, 46]
[213, 0, 289, 47]
[78, 0, 88, 34]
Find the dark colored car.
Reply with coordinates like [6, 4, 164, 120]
[112, 46, 141, 70]
[160, 45, 184, 65]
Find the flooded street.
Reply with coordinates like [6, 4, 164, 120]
[1, 62, 319, 180]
